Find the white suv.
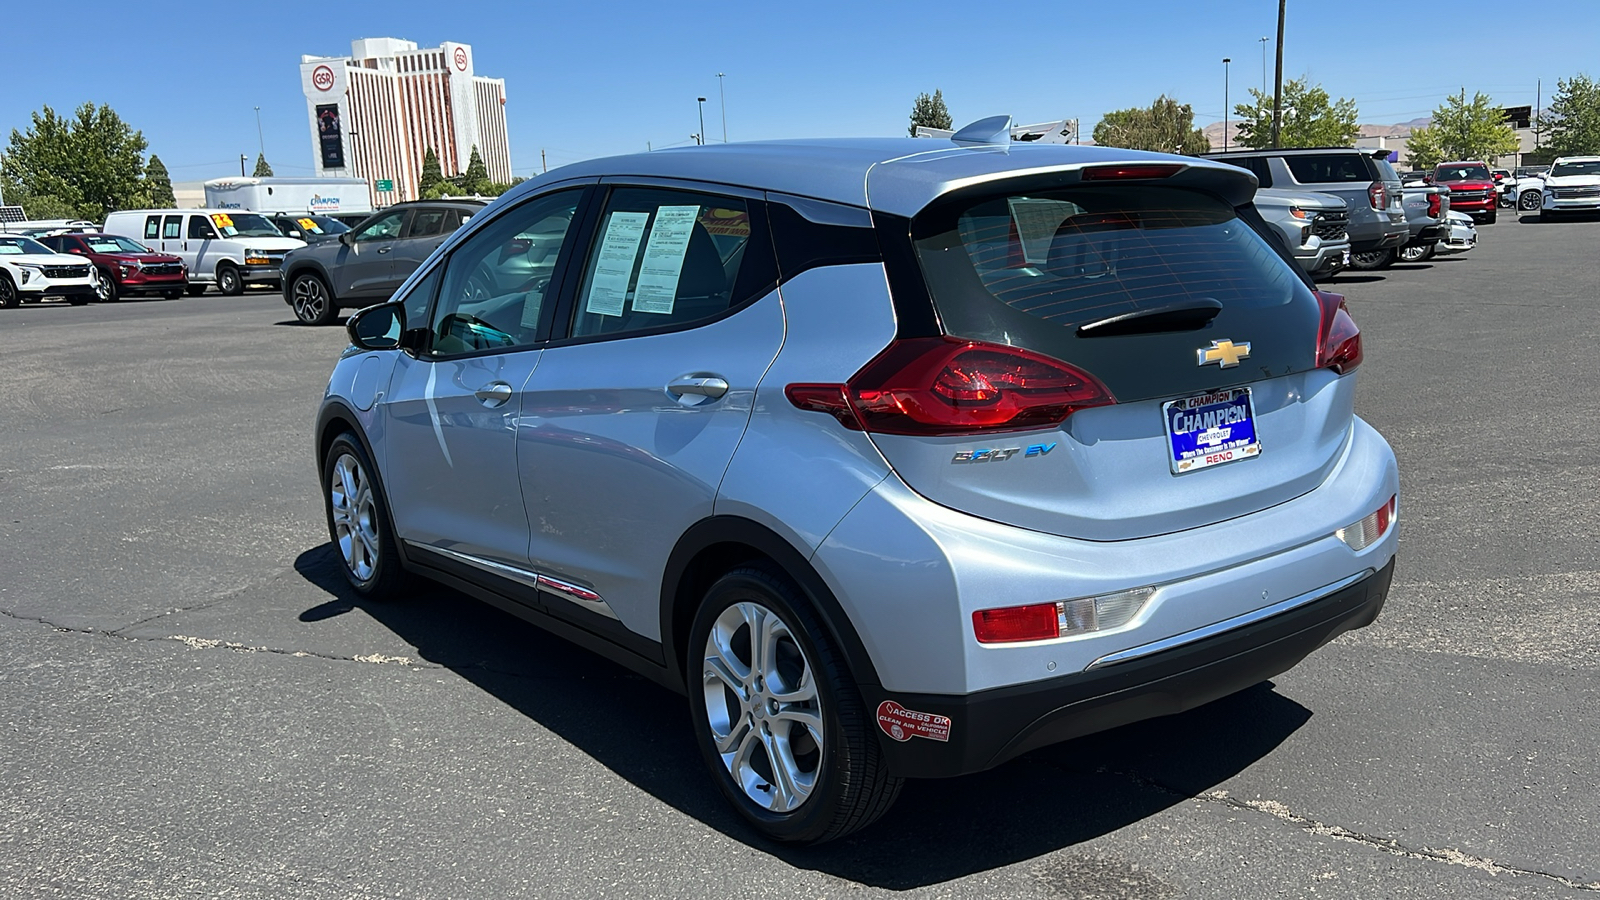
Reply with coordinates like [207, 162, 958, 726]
[1540, 156, 1600, 220]
[0, 234, 96, 307]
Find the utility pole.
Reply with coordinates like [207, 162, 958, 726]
[1270, 0, 1285, 148]
[697, 97, 707, 148]
[1223, 58, 1231, 152]
[1535, 79, 1541, 149]
[254, 106, 264, 159]
[717, 73, 728, 142]
[541, 148, 547, 173]
[239, 154, 247, 177]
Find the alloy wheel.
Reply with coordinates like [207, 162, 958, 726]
[0, 275, 16, 309]
[93, 270, 113, 302]
[701, 601, 825, 813]
[293, 276, 328, 324]
[1520, 191, 1542, 211]
[1398, 244, 1428, 263]
[328, 452, 380, 582]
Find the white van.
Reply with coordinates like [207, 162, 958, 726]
[102, 209, 305, 295]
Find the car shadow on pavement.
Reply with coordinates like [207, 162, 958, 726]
[294, 543, 1312, 889]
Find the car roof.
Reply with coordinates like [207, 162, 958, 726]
[501, 138, 1259, 216]
[1553, 155, 1600, 163]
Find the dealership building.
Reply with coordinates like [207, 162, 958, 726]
[299, 37, 511, 204]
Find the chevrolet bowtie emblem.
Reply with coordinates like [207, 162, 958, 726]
[1197, 339, 1251, 368]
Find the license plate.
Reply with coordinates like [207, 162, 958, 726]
[1163, 388, 1261, 474]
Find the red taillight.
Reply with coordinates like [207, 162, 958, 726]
[788, 338, 1116, 436]
[972, 604, 1059, 643]
[1315, 291, 1363, 375]
[1338, 494, 1396, 551]
[1367, 181, 1386, 210]
[1427, 192, 1442, 218]
[1081, 164, 1184, 181]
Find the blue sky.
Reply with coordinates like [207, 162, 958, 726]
[4, 0, 1593, 183]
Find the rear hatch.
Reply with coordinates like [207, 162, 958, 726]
[867, 171, 1355, 541]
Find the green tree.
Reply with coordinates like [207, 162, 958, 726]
[252, 153, 273, 177]
[1092, 95, 1210, 155]
[0, 103, 149, 219]
[1538, 73, 1600, 157]
[418, 147, 445, 197]
[909, 89, 953, 136]
[1233, 77, 1361, 149]
[454, 144, 489, 194]
[144, 154, 175, 207]
[1407, 90, 1521, 168]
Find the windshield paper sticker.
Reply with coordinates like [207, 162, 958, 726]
[584, 211, 650, 316]
[631, 205, 699, 314]
[876, 700, 951, 743]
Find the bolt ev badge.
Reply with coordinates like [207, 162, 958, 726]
[1197, 339, 1251, 369]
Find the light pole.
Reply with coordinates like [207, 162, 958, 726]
[1258, 36, 1269, 98]
[717, 73, 727, 142]
[697, 97, 707, 147]
[1223, 58, 1231, 152]
[1271, 0, 1286, 148]
[253, 106, 264, 160]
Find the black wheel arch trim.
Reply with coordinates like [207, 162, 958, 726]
[284, 261, 337, 304]
[659, 516, 883, 695]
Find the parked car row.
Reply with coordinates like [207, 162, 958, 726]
[1405, 157, 1600, 222]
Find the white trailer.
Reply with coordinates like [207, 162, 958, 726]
[203, 177, 373, 215]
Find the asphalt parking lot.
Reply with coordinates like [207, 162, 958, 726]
[3, 214, 1598, 899]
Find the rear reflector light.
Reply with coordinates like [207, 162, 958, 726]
[1368, 181, 1386, 210]
[1081, 164, 1184, 181]
[1338, 495, 1397, 551]
[1314, 291, 1363, 375]
[973, 587, 1155, 644]
[787, 337, 1115, 436]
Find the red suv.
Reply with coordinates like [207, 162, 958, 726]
[1431, 161, 1498, 224]
[38, 233, 188, 301]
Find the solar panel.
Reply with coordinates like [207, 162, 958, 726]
[0, 206, 27, 223]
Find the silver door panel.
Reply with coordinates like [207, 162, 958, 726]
[517, 291, 786, 640]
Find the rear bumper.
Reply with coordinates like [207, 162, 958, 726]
[1407, 223, 1446, 245]
[870, 558, 1393, 778]
[1349, 229, 1409, 252]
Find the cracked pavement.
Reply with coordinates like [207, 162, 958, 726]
[2, 216, 1599, 898]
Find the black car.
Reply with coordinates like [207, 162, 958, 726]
[281, 199, 487, 325]
[266, 213, 351, 245]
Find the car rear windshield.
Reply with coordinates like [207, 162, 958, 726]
[1283, 154, 1378, 183]
[1550, 160, 1600, 177]
[1436, 164, 1491, 181]
[911, 185, 1305, 355]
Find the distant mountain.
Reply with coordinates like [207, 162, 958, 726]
[1202, 117, 1433, 150]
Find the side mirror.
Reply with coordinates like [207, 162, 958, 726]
[347, 302, 406, 350]
[338, 232, 352, 246]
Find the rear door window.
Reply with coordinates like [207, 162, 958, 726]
[908, 183, 1318, 402]
[162, 215, 183, 240]
[568, 188, 773, 340]
[1284, 154, 1374, 183]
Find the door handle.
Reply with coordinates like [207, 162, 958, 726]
[377, 247, 392, 254]
[666, 375, 729, 401]
[474, 382, 513, 407]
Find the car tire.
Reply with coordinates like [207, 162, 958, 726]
[0, 271, 18, 309]
[1520, 191, 1542, 211]
[68, 294, 90, 306]
[1540, 210, 1558, 223]
[216, 262, 243, 296]
[1398, 244, 1434, 263]
[94, 268, 118, 302]
[185, 284, 207, 296]
[163, 290, 182, 300]
[1485, 209, 1497, 225]
[322, 432, 407, 600]
[291, 272, 340, 326]
[688, 564, 903, 845]
[1348, 248, 1395, 270]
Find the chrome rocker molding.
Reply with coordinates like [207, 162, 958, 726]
[1084, 569, 1375, 671]
[405, 541, 619, 620]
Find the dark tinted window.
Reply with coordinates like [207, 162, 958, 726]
[1241, 157, 1274, 187]
[188, 216, 217, 240]
[1435, 163, 1491, 181]
[38, 236, 63, 251]
[913, 185, 1305, 344]
[570, 188, 771, 339]
[407, 208, 448, 238]
[1284, 154, 1375, 184]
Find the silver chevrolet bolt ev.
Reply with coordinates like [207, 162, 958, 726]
[319, 120, 1399, 844]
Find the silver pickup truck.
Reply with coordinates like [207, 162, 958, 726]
[1254, 188, 1350, 280]
[1392, 183, 1450, 264]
